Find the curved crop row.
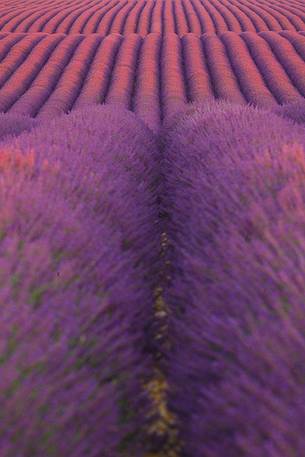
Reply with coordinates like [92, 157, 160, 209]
[221, 31, 278, 107]
[161, 33, 188, 121]
[161, 100, 305, 457]
[188, 0, 216, 33]
[269, 0, 305, 25]
[42, 0, 98, 34]
[67, 0, 112, 34]
[149, 0, 162, 34]
[1, 0, 305, 34]
[137, 0, 154, 36]
[0, 34, 63, 113]
[201, 0, 229, 34]
[132, 32, 161, 133]
[239, 0, 284, 31]
[9, 35, 83, 117]
[181, 33, 214, 103]
[52, 0, 100, 34]
[110, 0, 137, 35]
[210, 0, 243, 32]
[95, 0, 128, 35]
[217, 0, 256, 32]
[182, 0, 202, 34]
[28, 0, 96, 33]
[254, 1, 304, 30]
[0, 33, 25, 60]
[0, 32, 305, 125]
[36, 34, 101, 119]
[252, 0, 284, 29]
[242, 31, 302, 104]
[120, 0, 145, 35]
[0, 34, 45, 90]
[0, 0, 89, 33]
[228, 0, 269, 31]
[72, 33, 122, 110]
[81, 0, 119, 34]
[201, 33, 246, 103]
[173, 0, 189, 36]
[0, 104, 161, 457]
[105, 33, 142, 109]
[260, 31, 305, 96]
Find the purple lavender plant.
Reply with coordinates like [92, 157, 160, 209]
[162, 100, 305, 457]
[0, 105, 161, 456]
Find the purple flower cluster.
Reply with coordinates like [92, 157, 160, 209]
[161, 100, 305, 456]
[0, 105, 160, 456]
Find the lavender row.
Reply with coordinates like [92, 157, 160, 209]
[161, 100, 305, 456]
[0, 105, 160, 457]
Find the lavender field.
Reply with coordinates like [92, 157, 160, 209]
[1, 1, 305, 456]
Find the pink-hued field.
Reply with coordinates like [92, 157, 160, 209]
[1, 0, 305, 129]
[1, 30, 305, 130]
[2, 0, 305, 34]
[2, 1, 305, 457]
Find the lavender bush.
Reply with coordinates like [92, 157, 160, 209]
[161, 100, 305, 457]
[0, 104, 161, 456]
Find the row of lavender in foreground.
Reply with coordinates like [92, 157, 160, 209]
[161, 100, 305, 456]
[0, 105, 160, 457]
[2, 99, 305, 456]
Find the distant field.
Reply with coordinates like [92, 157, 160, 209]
[1, 30, 305, 130]
[1, 0, 305, 34]
[1, 0, 305, 130]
